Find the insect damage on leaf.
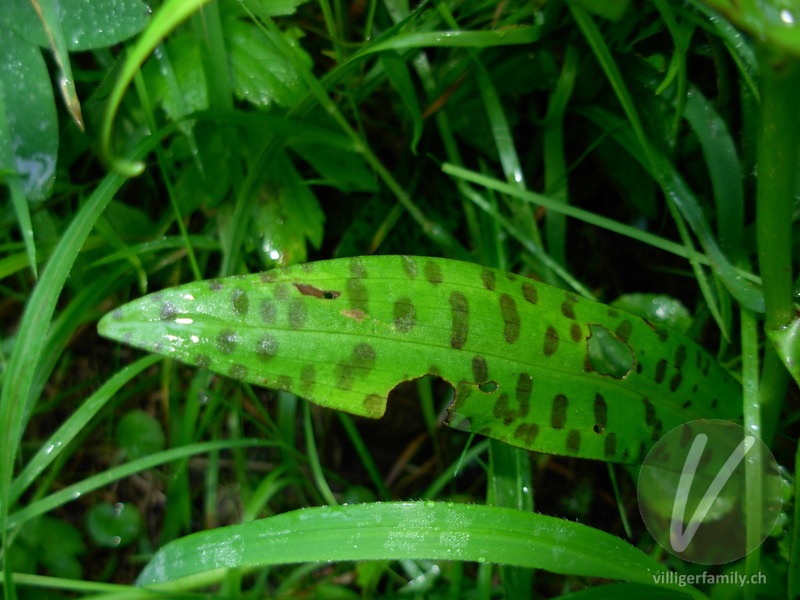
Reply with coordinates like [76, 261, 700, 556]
[97, 255, 742, 464]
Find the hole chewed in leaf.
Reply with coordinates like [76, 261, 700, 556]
[293, 282, 341, 299]
[478, 381, 498, 393]
[586, 324, 635, 379]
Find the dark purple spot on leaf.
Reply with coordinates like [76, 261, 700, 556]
[675, 345, 687, 369]
[209, 280, 224, 291]
[160, 302, 178, 320]
[551, 394, 568, 429]
[288, 298, 307, 329]
[401, 256, 418, 279]
[594, 393, 607, 427]
[481, 267, 496, 291]
[543, 326, 559, 356]
[300, 364, 315, 395]
[261, 299, 277, 324]
[514, 423, 539, 445]
[260, 271, 278, 283]
[393, 297, 417, 333]
[449, 291, 469, 349]
[604, 433, 617, 457]
[669, 372, 683, 392]
[566, 430, 581, 453]
[561, 293, 578, 319]
[256, 335, 278, 362]
[232, 288, 250, 316]
[363, 394, 384, 415]
[336, 343, 377, 390]
[229, 364, 248, 380]
[499, 294, 520, 344]
[515, 373, 532, 416]
[424, 261, 443, 285]
[615, 320, 633, 342]
[217, 329, 238, 354]
[350, 258, 367, 277]
[655, 359, 667, 384]
[643, 397, 655, 426]
[471, 356, 488, 383]
[346, 277, 369, 312]
[522, 281, 538, 304]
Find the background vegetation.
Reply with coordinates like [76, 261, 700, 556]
[0, 0, 798, 597]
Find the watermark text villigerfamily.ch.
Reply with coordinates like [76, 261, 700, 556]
[653, 570, 767, 588]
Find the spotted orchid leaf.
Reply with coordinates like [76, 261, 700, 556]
[97, 256, 742, 464]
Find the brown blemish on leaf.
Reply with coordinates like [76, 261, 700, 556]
[569, 323, 582, 343]
[293, 282, 341, 300]
[341, 308, 368, 322]
[196, 354, 212, 368]
[209, 280, 224, 291]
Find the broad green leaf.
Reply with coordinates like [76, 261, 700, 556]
[117, 410, 166, 460]
[136, 502, 683, 593]
[98, 256, 741, 464]
[0, 0, 150, 51]
[0, 26, 57, 202]
[86, 502, 143, 548]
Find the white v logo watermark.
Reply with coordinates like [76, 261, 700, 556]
[670, 433, 756, 552]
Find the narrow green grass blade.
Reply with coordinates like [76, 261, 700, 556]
[0, 171, 125, 530]
[137, 502, 687, 594]
[99, 256, 741, 465]
[7, 439, 271, 529]
[9, 355, 161, 504]
[683, 87, 744, 255]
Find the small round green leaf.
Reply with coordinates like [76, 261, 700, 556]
[86, 502, 143, 548]
[117, 410, 165, 460]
